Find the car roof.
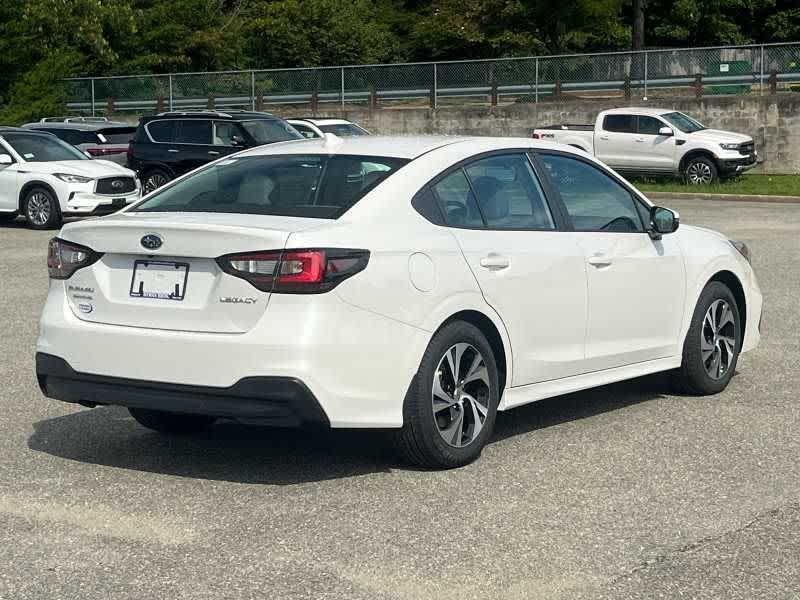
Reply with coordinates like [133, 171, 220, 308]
[602, 107, 677, 117]
[0, 126, 52, 135]
[147, 110, 278, 121]
[23, 122, 132, 131]
[235, 135, 581, 160]
[289, 118, 356, 126]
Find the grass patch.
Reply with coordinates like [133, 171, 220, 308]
[632, 174, 800, 197]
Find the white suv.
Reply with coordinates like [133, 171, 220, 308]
[0, 128, 140, 229]
[287, 118, 370, 139]
[36, 136, 762, 468]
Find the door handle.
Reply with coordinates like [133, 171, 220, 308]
[479, 255, 510, 270]
[635, 138, 645, 143]
[587, 253, 613, 267]
[167, 149, 179, 153]
[599, 136, 609, 141]
[208, 151, 220, 156]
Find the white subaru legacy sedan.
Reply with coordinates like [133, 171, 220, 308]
[36, 135, 762, 468]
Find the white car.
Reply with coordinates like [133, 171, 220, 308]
[287, 118, 370, 139]
[36, 136, 762, 468]
[533, 108, 758, 184]
[0, 127, 140, 229]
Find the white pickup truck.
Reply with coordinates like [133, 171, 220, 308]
[532, 107, 758, 184]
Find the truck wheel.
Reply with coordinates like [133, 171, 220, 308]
[684, 156, 718, 185]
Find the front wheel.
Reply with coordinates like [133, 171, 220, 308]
[394, 321, 499, 469]
[128, 408, 216, 435]
[23, 188, 62, 230]
[672, 281, 741, 395]
[683, 156, 718, 185]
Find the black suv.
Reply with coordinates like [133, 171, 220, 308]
[129, 110, 302, 192]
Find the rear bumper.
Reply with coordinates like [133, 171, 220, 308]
[36, 353, 328, 427]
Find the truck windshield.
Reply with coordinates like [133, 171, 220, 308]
[662, 112, 706, 133]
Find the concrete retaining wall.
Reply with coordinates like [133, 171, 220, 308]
[288, 96, 800, 174]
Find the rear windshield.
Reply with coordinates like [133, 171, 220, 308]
[239, 119, 303, 144]
[318, 123, 369, 137]
[132, 154, 408, 219]
[97, 126, 136, 144]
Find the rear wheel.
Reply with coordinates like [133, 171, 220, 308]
[672, 281, 741, 395]
[395, 321, 499, 469]
[23, 187, 61, 230]
[128, 408, 216, 435]
[142, 168, 171, 193]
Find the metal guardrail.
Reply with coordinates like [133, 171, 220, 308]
[65, 42, 800, 115]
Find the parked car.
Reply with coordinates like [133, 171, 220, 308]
[23, 120, 136, 165]
[532, 107, 758, 184]
[0, 128, 140, 229]
[129, 110, 303, 192]
[287, 118, 370, 138]
[36, 136, 762, 468]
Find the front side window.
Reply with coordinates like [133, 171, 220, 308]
[239, 119, 302, 144]
[175, 120, 212, 144]
[603, 114, 636, 133]
[637, 116, 666, 135]
[539, 154, 644, 233]
[2, 133, 87, 162]
[431, 169, 484, 229]
[132, 154, 407, 219]
[464, 154, 554, 230]
[213, 121, 245, 147]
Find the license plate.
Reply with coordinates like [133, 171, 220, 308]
[130, 260, 189, 300]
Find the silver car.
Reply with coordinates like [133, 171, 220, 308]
[22, 119, 136, 166]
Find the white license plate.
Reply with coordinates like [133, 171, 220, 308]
[129, 260, 189, 300]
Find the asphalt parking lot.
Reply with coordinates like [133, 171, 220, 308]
[0, 198, 798, 600]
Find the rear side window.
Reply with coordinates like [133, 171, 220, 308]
[602, 114, 636, 133]
[146, 120, 176, 143]
[133, 154, 407, 219]
[431, 169, 484, 229]
[464, 154, 554, 230]
[292, 123, 319, 139]
[175, 120, 212, 144]
[538, 153, 643, 232]
[97, 127, 136, 144]
[318, 123, 369, 137]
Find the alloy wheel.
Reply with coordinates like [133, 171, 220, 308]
[26, 192, 51, 226]
[687, 161, 713, 184]
[144, 173, 168, 193]
[701, 299, 736, 380]
[431, 343, 491, 448]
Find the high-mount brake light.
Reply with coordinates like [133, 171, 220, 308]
[217, 248, 370, 294]
[47, 238, 103, 280]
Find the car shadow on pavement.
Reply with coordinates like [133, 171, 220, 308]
[27, 373, 668, 485]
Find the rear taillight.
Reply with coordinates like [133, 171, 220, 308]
[216, 248, 369, 294]
[126, 142, 134, 163]
[86, 147, 124, 157]
[47, 238, 103, 280]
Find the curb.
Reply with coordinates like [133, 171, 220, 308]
[645, 191, 800, 204]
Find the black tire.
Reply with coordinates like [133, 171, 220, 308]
[394, 321, 500, 469]
[128, 407, 216, 435]
[23, 187, 62, 230]
[672, 281, 742, 395]
[683, 156, 718, 185]
[0, 212, 17, 222]
[142, 168, 172, 193]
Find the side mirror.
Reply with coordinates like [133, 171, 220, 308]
[0, 154, 12, 165]
[649, 206, 679, 239]
[658, 126, 674, 136]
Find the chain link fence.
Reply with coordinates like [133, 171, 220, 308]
[66, 43, 800, 116]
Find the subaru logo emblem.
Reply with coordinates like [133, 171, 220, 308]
[111, 179, 124, 189]
[141, 234, 163, 250]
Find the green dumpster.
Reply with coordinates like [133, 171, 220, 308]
[707, 60, 751, 95]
